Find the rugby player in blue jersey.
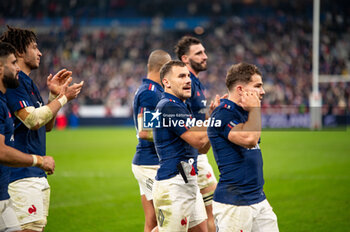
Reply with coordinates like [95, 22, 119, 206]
[0, 26, 83, 232]
[132, 50, 171, 232]
[208, 63, 279, 232]
[152, 60, 210, 232]
[0, 42, 55, 232]
[175, 36, 219, 232]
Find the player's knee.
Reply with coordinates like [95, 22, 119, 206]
[21, 218, 47, 232]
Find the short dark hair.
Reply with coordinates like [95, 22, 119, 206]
[0, 42, 16, 60]
[160, 60, 186, 87]
[0, 25, 37, 54]
[226, 63, 262, 91]
[174, 36, 201, 61]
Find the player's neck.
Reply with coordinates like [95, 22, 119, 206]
[165, 89, 185, 102]
[228, 92, 240, 106]
[147, 72, 161, 85]
[0, 83, 6, 94]
[17, 59, 31, 76]
[186, 66, 199, 77]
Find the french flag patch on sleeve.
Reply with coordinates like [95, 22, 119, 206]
[19, 100, 29, 108]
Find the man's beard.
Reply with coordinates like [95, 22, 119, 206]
[3, 73, 20, 89]
[189, 59, 207, 73]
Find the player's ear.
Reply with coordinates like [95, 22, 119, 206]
[16, 51, 24, 58]
[181, 54, 189, 64]
[162, 77, 170, 88]
[236, 85, 243, 96]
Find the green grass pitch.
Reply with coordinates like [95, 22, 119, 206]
[45, 127, 350, 231]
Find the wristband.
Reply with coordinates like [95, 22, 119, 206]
[49, 92, 58, 102]
[57, 95, 68, 106]
[32, 155, 37, 166]
[32, 155, 43, 168]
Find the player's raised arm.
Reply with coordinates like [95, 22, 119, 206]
[14, 76, 83, 131]
[228, 91, 262, 148]
[45, 69, 84, 132]
[220, 63, 265, 149]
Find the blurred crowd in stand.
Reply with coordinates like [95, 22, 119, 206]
[0, 0, 349, 116]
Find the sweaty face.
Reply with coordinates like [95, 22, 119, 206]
[242, 74, 265, 101]
[3, 54, 20, 89]
[23, 41, 42, 70]
[165, 66, 192, 101]
[187, 44, 208, 73]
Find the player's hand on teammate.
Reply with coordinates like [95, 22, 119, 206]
[47, 69, 72, 95]
[209, 93, 228, 115]
[239, 90, 261, 111]
[41, 156, 55, 175]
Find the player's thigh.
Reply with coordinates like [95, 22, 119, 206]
[0, 199, 21, 232]
[252, 200, 279, 232]
[141, 195, 156, 219]
[132, 164, 159, 201]
[213, 201, 253, 232]
[188, 220, 207, 232]
[153, 175, 200, 232]
[8, 177, 50, 231]
[197, 155, 217, 191]
[189, 187, 207, 229]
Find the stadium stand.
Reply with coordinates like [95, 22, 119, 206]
[0, 0, 349, 125]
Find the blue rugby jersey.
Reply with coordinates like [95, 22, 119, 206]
[0, 92, 15, 200]
[187, 72, 206, 121]
[132, 79, 163, 165]
[153, 92, 197, 181]
[5, 71, 46, 183]
[208, 99, 266, 205]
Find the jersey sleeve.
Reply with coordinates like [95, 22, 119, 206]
[216, 109, 242, 139]
[5, 82, 34, 113]
[138, 90, 159, 113]
[162, 102, 191, 137]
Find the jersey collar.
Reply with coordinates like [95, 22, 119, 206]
[220, 98, 246, 113]
[189, 71, 205, 90]
[163, 92, 186, 104]
[18, 71, 32, 85]
[0, 91, 6, 103]
[142, 78, 163, 91]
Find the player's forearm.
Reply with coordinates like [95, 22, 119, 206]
[242, 108, 261, 142]
[15, 95, 67, 130]
[138, 130, 153, 141]
[198, 140, 211, 154]
[45, 116, 56, 132]
[182, 129, 209, 150]
[45, 92, 59, 132]
[0, 145, 35, 167]
[228, 109, 261, 148]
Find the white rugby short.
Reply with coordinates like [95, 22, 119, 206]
[8, 177, 50, 231]
[0, 199, 21, 232]
[152, 161, 207, 232]
[197, 154, 217, 190]
[213, 199, 279, 232]
[131, 164, 159, 201]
